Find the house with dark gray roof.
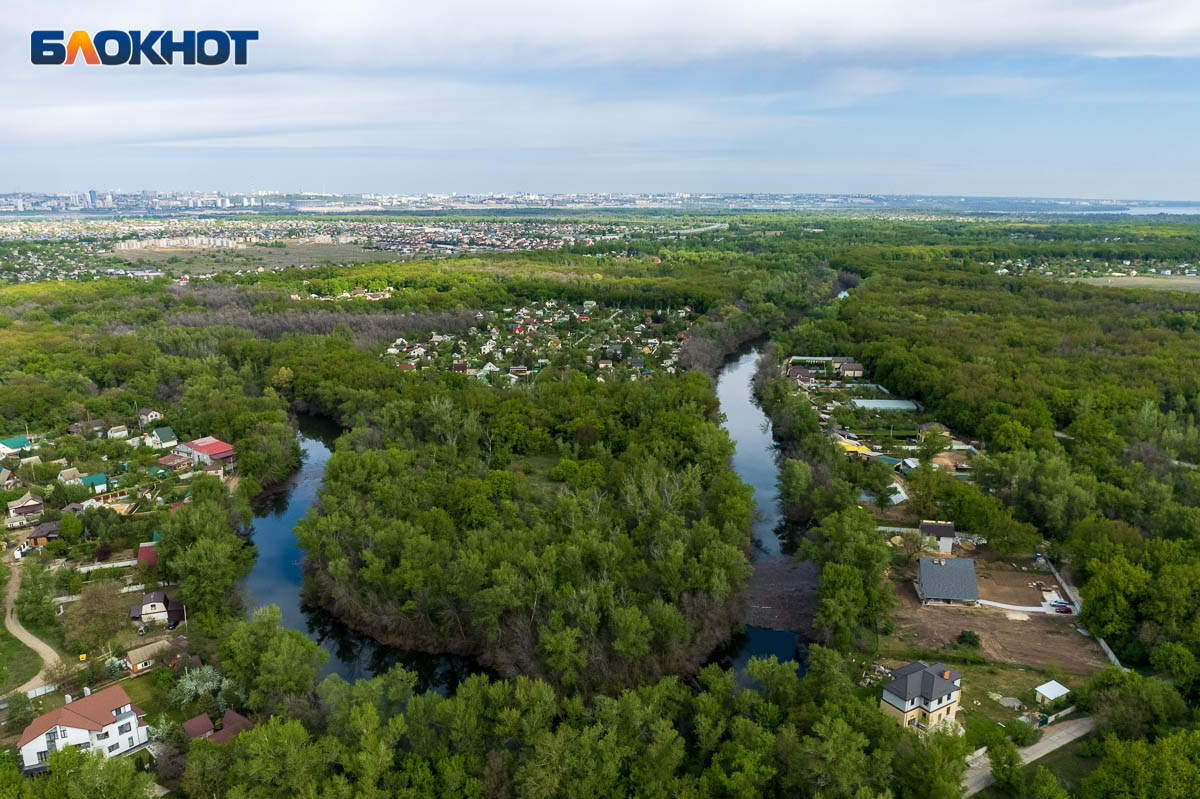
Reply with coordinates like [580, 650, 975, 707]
[915, 557, 978, 605]
[879, 661, 963, 728]
[919, 520, 956, 553]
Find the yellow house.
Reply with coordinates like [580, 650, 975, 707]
[879, 661, 962, 729]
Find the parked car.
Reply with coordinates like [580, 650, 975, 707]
[1051, 599, 1072, 607]
[1054, 606, 1073, 614]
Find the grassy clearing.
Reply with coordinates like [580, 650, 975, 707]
[975, 733, 1100, 798]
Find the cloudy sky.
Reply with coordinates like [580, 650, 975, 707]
[3, 0, 1200, 198]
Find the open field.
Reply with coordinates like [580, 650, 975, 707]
[1071, 275, 1200, 292]
[118, 242, 403, 271]
[886, 581, 1108, 675]
[975, 564, 1062, 606]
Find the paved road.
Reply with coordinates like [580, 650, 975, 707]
[978, 599, 1056, 614]
[3, 556, 62, 695]
[963, 716, 1096, 796]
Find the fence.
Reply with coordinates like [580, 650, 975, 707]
[1047, 560, 1124, 669]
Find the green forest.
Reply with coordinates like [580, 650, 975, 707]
[3, 215, 1200, 798]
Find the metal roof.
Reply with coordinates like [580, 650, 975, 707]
[917, 557, 979, 601]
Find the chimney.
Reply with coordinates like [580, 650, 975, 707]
[942, 670, 950, 679]
[83, 686, 91, 696]
[64, 695, 72, 704]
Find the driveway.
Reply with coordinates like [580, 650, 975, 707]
[963, 716, 1097, 796]
[3, 556, 62, 695]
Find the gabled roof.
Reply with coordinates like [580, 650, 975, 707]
[210, 709, 252, 744]
[18, 685, 136, 747]
[182, 713, 214, 739]
[7, 492, 41, 512]
[81, 473, 107, 488]
[883, 661, 961, 703]
[918, 557, 979, 601]
[152, 426, 176, 442]
[0, 434, 30, 450]
[182, 437, 234, 458]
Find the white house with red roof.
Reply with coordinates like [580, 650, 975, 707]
[18, 684, 149, 772]
[173, 436, 236, 467]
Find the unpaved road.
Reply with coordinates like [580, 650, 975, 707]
[3, 557, 61, 695]
[963, 716, 1097, 796]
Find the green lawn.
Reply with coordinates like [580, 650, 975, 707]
[975, 733, 1099, 798]
[0, 629, 42, 694]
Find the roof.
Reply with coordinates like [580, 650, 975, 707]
[919, 520, 956, 538]
[142, 591, 166, 604]
[182, 713, 214, 739]
[18, 684, 135, 747]
[1035, 680, 1071, 701]
[183, 437, 234, 458]
[153, 426, 176, 441]
[81, 473, 107, 487]
[0, 434, 30, 450]
[210, 709, 253, 744]
[850, 399, 919, 411]
[7, 492, 41, 511]
[126, 639, 172, 665]
[918, 557, 979, 601]
[883, 661, 962, 703]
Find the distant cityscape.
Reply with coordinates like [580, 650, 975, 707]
[2, 190, 1199, 216]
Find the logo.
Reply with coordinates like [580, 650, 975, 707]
[31, 30, 258, 65]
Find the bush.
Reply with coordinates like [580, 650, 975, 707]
[957, 630, 982, 648]
[1007, 719, 1041, 746]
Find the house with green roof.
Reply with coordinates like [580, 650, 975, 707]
[0, 435, 31, 457]
[80, 473, 108, 494]
[148, 427, 177, 449]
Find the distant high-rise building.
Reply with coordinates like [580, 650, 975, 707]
[15, 198, 23, 212]
[88, 189, 98, 207]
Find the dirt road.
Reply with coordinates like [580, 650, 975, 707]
[3, 557, 61, 695]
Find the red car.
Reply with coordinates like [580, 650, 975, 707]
[1054, 606, 1073, 614]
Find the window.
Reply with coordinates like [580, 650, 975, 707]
[107, 743, 120, 753]
[37, 751, 49, 764]
[96, 731, 109, 741]
[127, 737, 134, 748]
[45, 730, 58, 744]
[118, 722, 132, 734]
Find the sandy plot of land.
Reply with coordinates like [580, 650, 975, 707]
[890, 582, 1108, 675]
[975, 567, 1060, 606]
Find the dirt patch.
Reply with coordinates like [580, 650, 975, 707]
[742, 555, 818, 636]
[890, 582, 1108, 675]
[975, 567, 1057, 606]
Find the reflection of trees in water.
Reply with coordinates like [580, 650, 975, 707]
[302, 599, 485, 695]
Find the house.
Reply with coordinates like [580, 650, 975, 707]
[1035, 680, 1070, 706]
[0, 467, 19, 491]
[210, 709, 253, 744]
[157, 454, 191, 471]
[26, 520, 61, 547]
[7, 492, 43, 520]
[787, 365, 817, 388]
[182, 714, 215, 740]
[174, 437, 236, 466]
[81, 473, 109, 494]
[138, 408, 163, 427]
[107, 425, 129, 440]
[879, 661, 962, 729]
[0, 434, 31, 457]
[148, 427, 177, 449]
[68, 420, 107, 437]
[57, 467, 83, 485]
[919, 520, 956, 554]
[128, 591, 181, 624]
[915, 557, 979, 605]
[125, 640, 172, 675]
[836, 361, 866, 379]
[17, 684, 149, 773]
[917, 422, 950, 439]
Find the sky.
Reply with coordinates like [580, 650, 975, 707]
[2, 0, 1200, 198]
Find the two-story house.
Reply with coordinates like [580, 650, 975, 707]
[18, 685, 149, 773]
[173, 437, 236, 467]
[879, 661, 962, 730]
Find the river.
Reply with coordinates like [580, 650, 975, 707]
[242, 349, 811, 688]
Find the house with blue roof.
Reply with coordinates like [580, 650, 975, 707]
[80, 473, 108, 494]
[0, 435, 31, 458]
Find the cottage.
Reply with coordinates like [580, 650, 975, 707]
[128, 591, 183, 625]
[210, 709, 253, 744]
[17, 684, 149, 773]
[138, 408, 163, 427]
[57, 467, 83, 485]
[107, 425, 129, 440]
[919, 520, 956, 554]
[81, 473, 109, 494]
[835, 361, 866, 379]
[0, 467, 16, 491]
[917, 422, 950, 439]
[148, 427, 177, 449]
[68, 420, 107, 437]
[26, 520, 61, 547]
[125, 640, 172, 675]
[0, 434, 31, 457]
[182, 714, 215, 740]
[174, 437, 236, 467]
[915, 557, 979, 605]
[7, 492, 43, 520]
[879, 661, 962, 729]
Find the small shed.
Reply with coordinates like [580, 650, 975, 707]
[1034, 680, 1070, 705]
